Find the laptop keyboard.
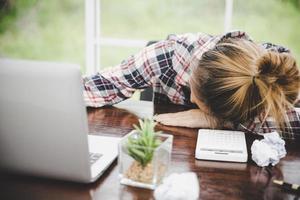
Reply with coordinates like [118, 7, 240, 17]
[89, 152, 102, 165]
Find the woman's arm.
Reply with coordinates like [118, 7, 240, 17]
[83, 39, 175, 107]
[154, 109, 225, 128]
[83, 32, 215, 107]
[238, 108, 300, 138]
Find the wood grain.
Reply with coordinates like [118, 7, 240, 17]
[0, 100, 299, 200]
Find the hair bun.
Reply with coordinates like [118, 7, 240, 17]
[255, 50, 299, 101]
[255, 51, 299, 87]
[256, 51, 282, 77]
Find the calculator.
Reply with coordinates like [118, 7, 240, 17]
[195, 129, 248, 162]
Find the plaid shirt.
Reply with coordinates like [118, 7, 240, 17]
[83, 30, 300, 138]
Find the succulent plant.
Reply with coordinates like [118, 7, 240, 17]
[126, 118, 162, 167]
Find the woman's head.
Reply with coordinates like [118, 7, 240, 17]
[190, 38, 300, 129]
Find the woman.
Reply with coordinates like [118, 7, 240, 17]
[83, 31, 300, 138]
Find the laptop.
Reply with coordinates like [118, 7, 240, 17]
[0, 58, 121, 183]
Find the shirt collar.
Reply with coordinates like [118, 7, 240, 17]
[194, 30, 252, 60]
[188, 30, 252, 73]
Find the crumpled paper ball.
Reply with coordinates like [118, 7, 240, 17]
[251, 131, 286, 167]
[154, 172, 199, 200]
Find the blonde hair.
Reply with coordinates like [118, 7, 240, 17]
[190, 38, 300, 132]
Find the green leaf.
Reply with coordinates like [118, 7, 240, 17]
[127, 118, 162, 166]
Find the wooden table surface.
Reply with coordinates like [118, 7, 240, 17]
[0, 100, 300, 200]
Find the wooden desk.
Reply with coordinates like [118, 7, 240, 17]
[1, 100, 300, 200]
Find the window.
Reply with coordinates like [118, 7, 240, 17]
[1, 0, 299, 74]
[85, 0, 233, 74]
[0, 0, 85, 70]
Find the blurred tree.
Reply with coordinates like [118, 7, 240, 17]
[0, 0, 14, 16]
[283, 0, 300, 9]
[0, 0, 37, 33]
[0, 0, 13, 10]
[0, 0, 15, 33]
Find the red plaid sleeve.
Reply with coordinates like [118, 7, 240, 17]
[83, 31, 251, 107]
[83, 39, 176, 107]
[83, 32, 216, 107]
[238, 108, 300, 139]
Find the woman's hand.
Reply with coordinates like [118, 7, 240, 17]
[153, 109, 219, 128]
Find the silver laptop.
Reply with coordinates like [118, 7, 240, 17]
[0, 58, 121, 183]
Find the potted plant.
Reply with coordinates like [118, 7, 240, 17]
[119, 118, 173, 189]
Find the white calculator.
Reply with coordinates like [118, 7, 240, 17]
[195, 129, 248, 162]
